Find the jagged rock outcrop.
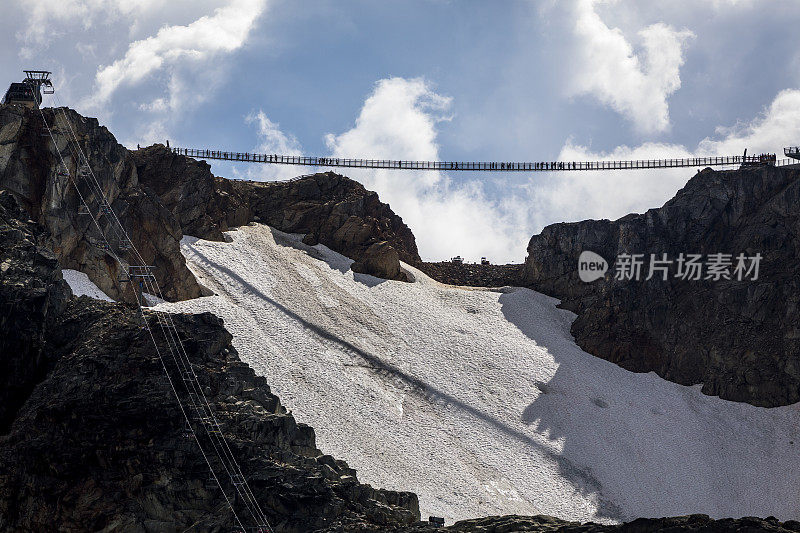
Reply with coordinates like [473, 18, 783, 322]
[130, 145, 249, 242]
[237, 171, 419, 282]
[523, 165, 800, 407]
[132, 145, 420, 281]
[403, 514, 800, 532]
[0, 190, 420, 532]
[0, 104, 206, 303]
[0, 104, 420, 305]
[0, 190, 71, 435]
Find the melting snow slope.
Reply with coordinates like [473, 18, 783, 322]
[157, 224, 800, 524]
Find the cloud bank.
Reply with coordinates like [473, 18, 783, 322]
[70, 0, 268, 145]
[92, 0, 266, 106]
[568, 0, 694, 133]
[17, 0, 158, 49]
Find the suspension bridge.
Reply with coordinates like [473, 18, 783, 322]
[171, 147, 800, 172]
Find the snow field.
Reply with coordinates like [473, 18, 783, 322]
[155, 224, 800, 524]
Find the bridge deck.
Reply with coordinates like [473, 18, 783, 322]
[171, 147, 793, 172]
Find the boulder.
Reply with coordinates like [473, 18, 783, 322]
[351, 240, 406, 281]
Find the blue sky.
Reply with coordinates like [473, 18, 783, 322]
[3, 0, 800, 262]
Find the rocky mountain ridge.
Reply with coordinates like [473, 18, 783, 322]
[4, 175, 798, 532]
[523, 165, 800, 407]
[0, 104, 205, 303]
[131, 144, 419, 282]
[410, 514, 800, 532]
[415, 261, 524, 287]
[0, 104, 420, 304]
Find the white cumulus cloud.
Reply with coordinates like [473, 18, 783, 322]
[568, 0, 694, 134]
[89, 0, 267, 110]
[17, 0, 159, 49]
[325, 77, 534, 264]
[323, 82, 800, 263]
[210, 78, 800, 265]
[698, 89, 800, 155]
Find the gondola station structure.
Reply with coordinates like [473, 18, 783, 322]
[1, 70, 53, 107]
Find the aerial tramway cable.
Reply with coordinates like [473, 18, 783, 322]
[48, 94, 272, 532]
[35, 85, 273, 532]
[35, 107, 248, 529]
[36, 101, 252, 532]
[51, 97, 273, 531]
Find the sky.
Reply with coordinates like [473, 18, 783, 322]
[3, 0, 800, 263]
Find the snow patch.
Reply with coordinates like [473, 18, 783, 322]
[156, 225, 800, 525]
[62, 269, 114, 302]
[143, 292, 166, 306]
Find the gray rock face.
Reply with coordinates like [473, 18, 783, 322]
[131, 144, 250, 241]
[0, 190, 71, 434]
[132, 144, 420, 281]
[234, 172, 420, 281]
[523, 165, 800, 407]
[1, 105, 420, 302]
[0, 189, 420, 532]
[0, 104, 206, 303]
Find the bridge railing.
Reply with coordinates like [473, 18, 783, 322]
[171, 147, 789, 172]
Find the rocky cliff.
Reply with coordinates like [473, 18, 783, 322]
[0, 104, 207, 303]
[131, 145, 420, 281]
[0, 189, 421, 532]
[0, 104, 420, 304]
[523, 165, 800, 407]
